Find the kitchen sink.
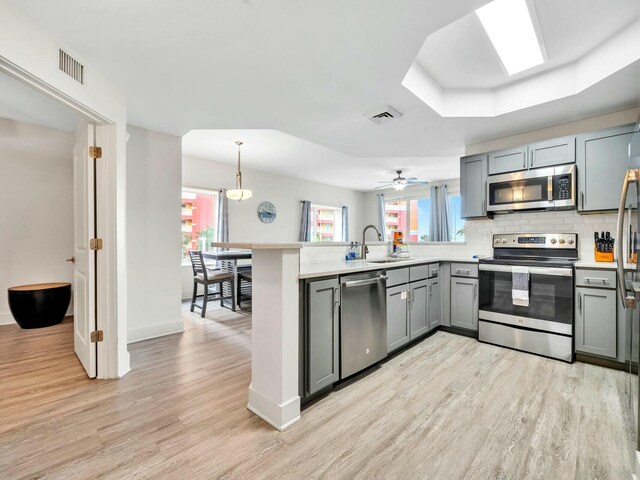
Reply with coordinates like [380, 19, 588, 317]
[366, 258, 407, 264]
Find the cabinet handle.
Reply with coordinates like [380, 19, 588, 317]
[474, 284, 478, 299]
[428, 284, 432, 296]
[334, 287, 340, 307]
[456, 269, 471, 275]
[580, 191, 584, 209]
[578, 293, 582, 314]
[585, 277, 608, 284]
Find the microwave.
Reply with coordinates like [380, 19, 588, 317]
[487, 165, 576, 213]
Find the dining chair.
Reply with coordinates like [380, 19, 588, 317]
[189, 250, 235, 316]
[237, 266, 252, 308]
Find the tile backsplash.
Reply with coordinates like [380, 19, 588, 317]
[465, 210, 619, 261]
[299, 210, 622, 268]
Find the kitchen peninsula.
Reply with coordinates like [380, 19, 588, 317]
[213, 241, 480, 430]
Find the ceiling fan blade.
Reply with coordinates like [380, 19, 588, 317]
[374, 184, 393, 189]
[407, 180, 428, 184]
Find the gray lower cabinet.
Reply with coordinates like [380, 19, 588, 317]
[450, 277, 479, 331]
[387, 284, 409, 352]
[409, 280, 429, 338]
[575, 286, 617, 359]
[577, 124, 637, 212]
[427, 277, 441, 330]
[460, 154, 489, 219]
[306, 278, 340, 395]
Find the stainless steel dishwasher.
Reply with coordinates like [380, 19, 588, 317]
[340, 270, 387, 378]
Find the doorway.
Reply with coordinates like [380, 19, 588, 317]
[0, 71, 99, 379]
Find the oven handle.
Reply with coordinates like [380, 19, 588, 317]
[479, 264, 573, 277]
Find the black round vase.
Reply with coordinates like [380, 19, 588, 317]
[8, 283, 72, 329]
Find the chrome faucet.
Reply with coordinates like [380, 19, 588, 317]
[361, 224, 383, 259]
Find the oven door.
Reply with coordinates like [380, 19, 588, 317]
[478, 264, 573, 335]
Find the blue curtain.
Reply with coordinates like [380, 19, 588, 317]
[429, 185, 451, 242]
[299, 200, 311, 242]
[376, 193, 385, 240]
[342, 206, 349, 242]
[216, 189, 229, 247]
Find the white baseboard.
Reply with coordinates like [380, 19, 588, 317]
[247, 383, 301, 431]
[0, 313, 15, 325]
[127, 320, 184, 344]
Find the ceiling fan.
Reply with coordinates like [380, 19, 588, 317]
[375, 170, 428, 191]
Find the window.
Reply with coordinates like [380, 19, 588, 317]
[309, 204, 343, 242]
[181, 188, 218, 262]
[384, 192, 464, 243]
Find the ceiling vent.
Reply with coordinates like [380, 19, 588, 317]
[366, 105, 403, 125]
[58, 49, 84, 84]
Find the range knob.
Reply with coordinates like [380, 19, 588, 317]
[501, 238, 507, 244]
[550, 238, 557, 244]
[568, 238, 575, 245]
[559, 238, 566, 244]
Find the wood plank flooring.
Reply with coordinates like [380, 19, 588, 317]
[0, 306, 635, 479]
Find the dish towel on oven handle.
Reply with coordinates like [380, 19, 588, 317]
[512, 266, 530, 307]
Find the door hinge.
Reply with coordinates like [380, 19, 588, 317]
[89, 146, 102, 159]
[91, 330, 104, 342]
[90, 238, 103, 250]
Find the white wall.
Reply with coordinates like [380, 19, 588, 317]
[126, 125, 183, 343]
[0, 119, 74, 324]
[0, 0, 130, 377]
[465, 106, 640, 155]
[181, 154, 368, 298]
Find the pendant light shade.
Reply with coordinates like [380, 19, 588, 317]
[227, 141, 253, 201]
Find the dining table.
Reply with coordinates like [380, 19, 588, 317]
[202, 249, 252, 310]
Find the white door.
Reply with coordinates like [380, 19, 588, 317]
[73, 122, 96, 378]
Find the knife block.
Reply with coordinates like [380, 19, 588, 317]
[594, 247, 614, 262]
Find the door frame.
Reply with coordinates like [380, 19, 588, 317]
[0, 56, 126, 379]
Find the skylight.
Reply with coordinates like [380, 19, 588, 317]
[476, 0, 544, 76]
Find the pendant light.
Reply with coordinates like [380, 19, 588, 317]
[227, 140, 253, 201]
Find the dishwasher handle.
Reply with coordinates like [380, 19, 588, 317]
[342, 275, 388, 288]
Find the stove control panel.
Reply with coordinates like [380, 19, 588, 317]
[492, 233, 577, 249]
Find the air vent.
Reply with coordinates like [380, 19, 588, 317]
[366, 105, 403, 125]
[58, 49, 84, 84]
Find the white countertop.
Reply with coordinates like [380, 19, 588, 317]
[574, 260, 637, 270]
[211, 242, 303, 250]
[299, 256, 480, 279]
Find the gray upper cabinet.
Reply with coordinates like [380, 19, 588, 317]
[529, 136, 576, 169]
[577, 124, 636, 212]
[575, 286, 617, 359]
[450, 277, 479, 331]
[387, 284, 409, 353]
[409, 280, 429, 339]
[427, 277, 441, 330]
[488, 146, 527, 175]
[460, 154, 488, 219]
[306, 278, 340, 395]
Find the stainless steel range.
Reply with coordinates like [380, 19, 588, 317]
[478, 233, 578, 362]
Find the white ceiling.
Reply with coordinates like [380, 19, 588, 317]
[0, 72, 81, 132]
[10, 0, 640, 189]
[417, 0, 640, 89]
[183, 129, 459, 192]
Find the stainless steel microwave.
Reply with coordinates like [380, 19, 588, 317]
[487, 165, 576, 212]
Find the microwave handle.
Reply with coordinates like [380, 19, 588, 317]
[547, 176, 553, 202]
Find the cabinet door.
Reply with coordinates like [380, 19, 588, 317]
[428, 278, 441, 330]
[460, 154, 488, 219]
[529, 136, 576, 169]
[307, 278, 340, 395]
[409, 280, 429, 339]
[575, 287, 617, 358]
[450, 278, 479, 331]
[387, 284, 409, 352]
[577, 124, 636, 212]
[488, 146, 527, 175]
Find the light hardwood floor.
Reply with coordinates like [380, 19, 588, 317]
[0, 306, 636, 479]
